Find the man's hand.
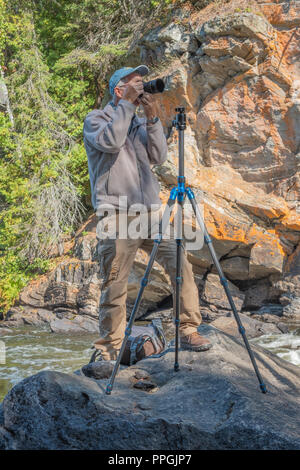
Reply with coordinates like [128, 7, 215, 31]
[140, 93, 158, 120]
[122, 76, 144, 104]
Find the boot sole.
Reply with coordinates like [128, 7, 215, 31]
[181, 343, 212, 352]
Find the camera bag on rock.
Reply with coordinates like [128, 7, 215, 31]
[120, 318, 167, 366]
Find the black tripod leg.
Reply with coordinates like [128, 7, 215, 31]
[174, 236, 182, 372]
[186, 188, 267, 394]
[174, 194, 185, 372]
[105, 195, 177, 395]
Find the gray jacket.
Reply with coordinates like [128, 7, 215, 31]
[83, 99, 168, 213]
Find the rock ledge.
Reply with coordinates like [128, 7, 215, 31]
[0, 325, 299, 450]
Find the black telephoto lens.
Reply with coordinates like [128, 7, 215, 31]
[143, 78, 165, 94]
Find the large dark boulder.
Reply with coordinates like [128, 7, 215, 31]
[0, 325, 299, 450]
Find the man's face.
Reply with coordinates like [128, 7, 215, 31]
[115, 71, 142, 106]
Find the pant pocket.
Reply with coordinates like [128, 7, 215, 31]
[97, 240, 120, 283]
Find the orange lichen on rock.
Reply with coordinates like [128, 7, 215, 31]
[204, 204, 248, 244]
[260, 1, 300, 28]
[246, 224, 286, 256]
[278, 212, 300, 232]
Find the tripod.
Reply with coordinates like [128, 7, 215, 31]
[106, 107, 267, 395]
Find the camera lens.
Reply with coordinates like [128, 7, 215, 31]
[143, 78, 165, 94]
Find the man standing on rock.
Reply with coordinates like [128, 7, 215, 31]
[83, 64, 212, 362]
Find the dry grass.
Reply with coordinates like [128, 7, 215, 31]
[189, 0, 266, 27]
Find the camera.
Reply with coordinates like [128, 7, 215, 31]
[143, 78, 165, 94]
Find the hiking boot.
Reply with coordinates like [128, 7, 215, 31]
[180, 332, 212, 352]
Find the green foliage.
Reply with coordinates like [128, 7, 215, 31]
[66, 144, 91, 197]
[151, 0, 173, 7]
[0, 1, 86, 315]
[0, 114, 15, 156]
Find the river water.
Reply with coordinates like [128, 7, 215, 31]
[0, 325, 299, 402]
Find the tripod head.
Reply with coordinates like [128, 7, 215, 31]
[172, 107, 186, 130]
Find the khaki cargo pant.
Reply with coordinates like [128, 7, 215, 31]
[94, 211, 202, 360]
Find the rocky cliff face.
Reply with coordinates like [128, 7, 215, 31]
[3, 1, 300, 333]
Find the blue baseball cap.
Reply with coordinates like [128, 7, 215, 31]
[109, 65, 149, 96]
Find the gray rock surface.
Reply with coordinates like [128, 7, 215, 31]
[3, 306, 55, 327]
[251, 304, 284, 325]
[0, 325, 299, 450]
[202, 274, 245, 311]
[133, 380, 158, 392]
[243, 281, 271, 310]
[196, 12, 273, 42]
[220, 256, 249, 281]
[0, 403, 3, 425]
[283, 298, 300, 323]
[276, 252, 300, 323]
[210, 313, 281, 338]
[0, 328, 12, 336]
[81, 360, 116, 380]
[49, 316, 98, 334]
